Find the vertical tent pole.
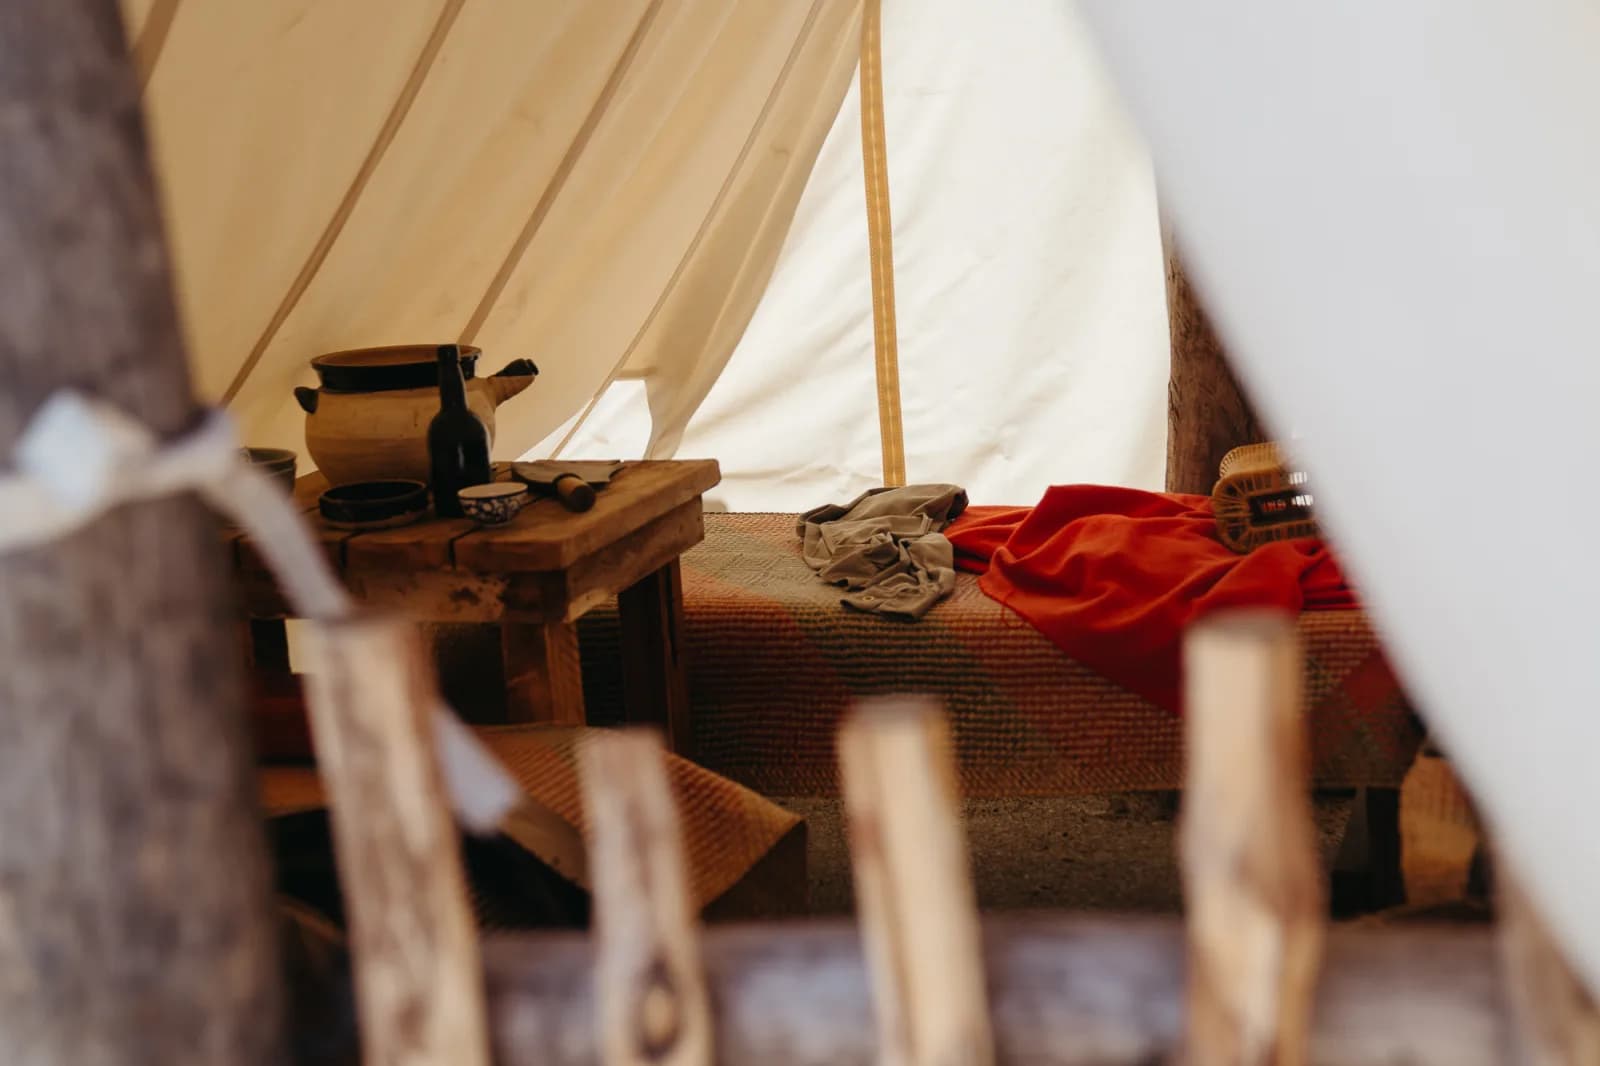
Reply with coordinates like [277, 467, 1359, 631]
[0, 2, 284, 1063]
[860, 0, 907, 487]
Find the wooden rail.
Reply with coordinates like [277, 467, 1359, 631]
[291, 611, 1600, 1066]
[480, 919, 1506, 1066]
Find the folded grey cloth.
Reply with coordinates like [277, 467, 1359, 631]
[797, 484, 968, 620]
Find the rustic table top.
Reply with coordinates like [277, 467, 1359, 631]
[229, 459, 721, 575]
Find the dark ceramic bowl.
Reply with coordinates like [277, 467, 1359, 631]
[241, 447, 298, 495]
[318, 479, 429, 530]
[311, 344, 482, 393]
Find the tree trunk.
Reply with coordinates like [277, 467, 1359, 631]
[1163, 227, 1266, 494]
[0, 4, 284, 1065]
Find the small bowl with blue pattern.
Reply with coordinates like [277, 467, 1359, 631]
[458, 482, 530, 525]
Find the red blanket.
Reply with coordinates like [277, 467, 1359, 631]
[946, 486, 1355, 713]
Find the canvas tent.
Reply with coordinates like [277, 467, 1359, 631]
[1077, 0, 1600, 995]
[121, 0, 1169, 512]
[17, 0, 1600, 1057]
[116, 0, 1600, 996]
[543, 0, 1171, 508]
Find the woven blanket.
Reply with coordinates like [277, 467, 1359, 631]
[578, 513, 1423, 797]
[260, 725, 803, 915]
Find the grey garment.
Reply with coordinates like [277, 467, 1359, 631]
[797, 484, 968, 620]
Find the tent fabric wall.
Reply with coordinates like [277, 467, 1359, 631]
[120, 0, 862, 462]
[549, 0, 1171, 511]
[1076, 0, 1600, 991]
[553, 1, 866, 463]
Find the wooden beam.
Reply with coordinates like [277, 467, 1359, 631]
[1163, 226, 1266, 494]
[1182, 612, 1324, 1066]
[839, 698, 994, 1066]
[300, 616, 490, 1066]
[580, 730, 712, 1066]
[481, 918, 1509, 1066]
[0, 2, 284, 1063]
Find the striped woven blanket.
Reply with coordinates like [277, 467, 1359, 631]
[577, 513, 1422, 798]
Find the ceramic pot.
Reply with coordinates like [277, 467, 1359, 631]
[240, 447, 298, 495]
[293, 345, 537, 485]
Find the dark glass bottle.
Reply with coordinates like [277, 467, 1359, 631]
[428, 344, 492, 517]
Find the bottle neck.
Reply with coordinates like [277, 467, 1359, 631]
[436, 345, 467, 408]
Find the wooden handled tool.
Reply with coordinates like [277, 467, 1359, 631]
[512, 460, 623, 513]
[550, 473, 595, 512]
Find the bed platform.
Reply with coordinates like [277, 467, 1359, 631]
[577, 513, 1423, 798]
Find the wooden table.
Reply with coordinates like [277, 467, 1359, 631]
[229, 460, 720, 753]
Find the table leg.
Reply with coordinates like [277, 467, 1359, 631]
[501, 621, 586, 726]
[618, 558, 693, 755]
[240, 618, 290, 674]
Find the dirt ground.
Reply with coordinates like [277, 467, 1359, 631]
[776, 792, 1357, 916]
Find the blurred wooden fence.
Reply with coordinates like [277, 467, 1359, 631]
[306, 610, 1600, 1066]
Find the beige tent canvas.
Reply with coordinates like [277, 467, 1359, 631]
[1079, 0, 1600, 993]
[124, 0, 1429, 889]
[10, 0, 1600, 1056]
[123, 0, 1170, 513]
[120, 0, 1600, 989]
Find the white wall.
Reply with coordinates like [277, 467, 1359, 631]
[536, 0, 1170, 511]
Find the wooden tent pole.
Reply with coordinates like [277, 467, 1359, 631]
[1162, 222, 1266, 494]
[0, 4, 284, 1064]
[860, 0, 906, 487]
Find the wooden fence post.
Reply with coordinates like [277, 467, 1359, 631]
[839, 697, 994, 1066]
[0, 2, 284, 1063]
[580, 730, 713, 1066]
[300, 616, 491, 1066]
[1182, 612, 1324, 1066]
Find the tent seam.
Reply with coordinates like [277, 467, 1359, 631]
[549, 0, 832, 460]
[220, 0, 466, 405]
[457, 0, 666, 348]
[132, 0, 182, 93]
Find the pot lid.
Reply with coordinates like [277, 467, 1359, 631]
[309, 344, 481, 394]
